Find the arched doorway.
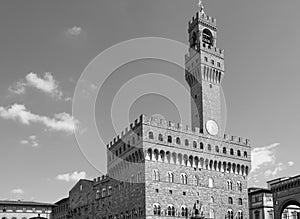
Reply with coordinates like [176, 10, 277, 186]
[279, 200, 300, 219]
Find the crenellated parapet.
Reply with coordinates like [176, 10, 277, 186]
[188, 11, 217, 31]
[107, 116, 143, 150]
[141, 114, 250, 147]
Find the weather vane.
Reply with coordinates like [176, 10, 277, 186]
[198, 0, 205, 14]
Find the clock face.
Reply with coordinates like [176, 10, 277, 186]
[206, 120, 219, 136]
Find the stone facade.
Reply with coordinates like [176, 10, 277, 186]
[52, 197, 69, 219]
[69, 179, 94, 219]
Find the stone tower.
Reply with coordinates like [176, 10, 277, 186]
[185, 5, 224, 136]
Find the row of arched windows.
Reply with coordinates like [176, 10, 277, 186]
[148, 132, 248, 158]
[153, 170, 215, 187]
[227, 180, 243, 192]
[147, 148, 250, 176]
[228, 197, 243, 205]
[228, 209, 244, 219]
[153, 204, 215, 218]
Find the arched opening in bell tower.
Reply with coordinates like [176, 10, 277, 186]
[202, 28, 213, 46]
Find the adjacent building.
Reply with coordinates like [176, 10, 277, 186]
[68, 179, 94, 219]
[248, 187, 300, 219]
[52, 197, 69, 219]
[0, 200, 54, 219]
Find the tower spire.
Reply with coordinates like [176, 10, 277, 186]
[198, 0, 205, 14]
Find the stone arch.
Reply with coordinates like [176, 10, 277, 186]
[227, 162, 232, 173]
[200, 157, 204, 169]
[194, 156, 199, 168]
[245, 166, 249, 176]
[222, 161, 227, 172]
[160, 150, 165, 163]
[237, 164, 241, 175]
[276, 199, 300, 219]
[205, 159, 209, 170]
[166, 151, 171, 164]
[171, 152, 177, 164]
[218, 161, 222, 172]
[209, 160, 213, 170]
[183, 154, 189, 166]
[189, 155, 194, 167]
[241, 165, 245, 175]
[232, 163, 236, 174]
[178, 153, 183, 165]
[153, 149, 159, 161]
[213, 160, 218, 171]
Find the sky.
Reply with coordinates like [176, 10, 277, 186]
[1, 0, 300, 203]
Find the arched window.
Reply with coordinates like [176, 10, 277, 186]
[227, 209, 233, 219]
[181, 206, 188, 217]
[185, 139, 189, 146]
[193, 141, 198, 148]
[223, 147, 227, 154]
[208, 144, 211, 151]
[238, 198, 243, 205]
[167, 205, 175, 216]
[181, 173, 188, 184]
[210, 196, 214, 203]
[149, 132, 154, 139]
[244, 151, 248, 158]
[153, 169, 160, 181]
[208, 178, 214, 188]
[153, 203, 161, 215]
[215, 145, 219, 153]
[202, 29, 214, 46]
[158, 134, 163, 141]
[237, 210, 243, 219]
[167, 136, 172, 143]
[228, 197, 233, 204]
[230, 148, 234, 155]
[200, 142, 204, 149]
[237, 181, 242, 192]
[237, 150, 241, 156]
[102, 188, 106, 198]
[108, 186, 112, 196]
[168, 172, 174, 183]
[227, 180, 233, 190]
[194, 175, 200, 186]
[176, 137, 181, 145]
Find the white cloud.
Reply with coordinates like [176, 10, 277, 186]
[56, 171, 86, 182]
[9, 72, 63, 99]
[20, 135, 39, 147]
[66, 26, 82, 36]
[9, 81, 26, 94]
[20, 140, 29, 145]
[0, 104, 79, 134]
[11, 188, 24, 195]
[288, 161, 294, 166]
[251, 143, 280, 173]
